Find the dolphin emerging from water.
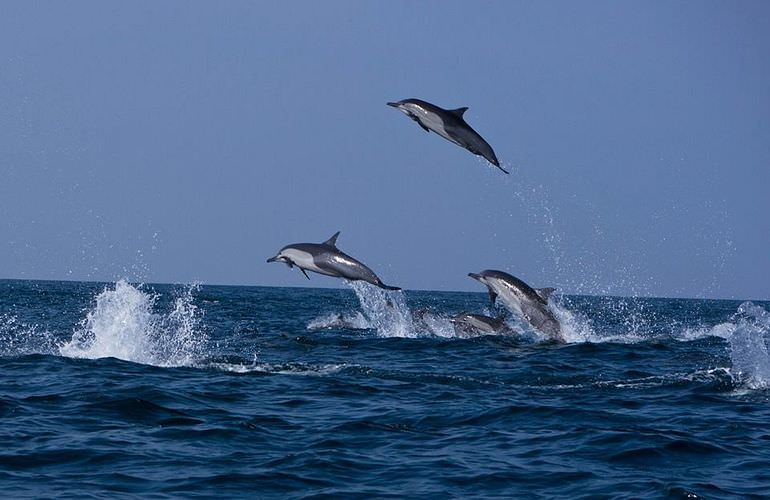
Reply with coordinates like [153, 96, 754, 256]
[450, 312, 516, 336]
[387, 98, 507, 174]
[468, 270, 562, 341]
[267, 232, 401, 290]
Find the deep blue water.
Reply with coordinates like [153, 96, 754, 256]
[1, 279, 770, 498]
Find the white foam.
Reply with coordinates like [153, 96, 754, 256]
[59, 280, 207, 367]
[728, 302, 770, 389]
[347, 281, 416, 338]
[418, 312, 457, 338]
[678, 322, 736, 341]
[549, 301, 597, 343]
[409, 310, 460, 338]
[207, 361, 348, 376]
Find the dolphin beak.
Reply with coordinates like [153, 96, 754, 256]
[468, 272, 482, 281]
[386, 102, 399, 108]
[267, 256, 279, 263]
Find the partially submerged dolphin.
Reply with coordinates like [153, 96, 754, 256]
[307, 313, 369, 331]
[267, 232, 401, 290]
[450, 312, 517, 336]
[468, 270, 562, 341]
[387, 98, 507, 174]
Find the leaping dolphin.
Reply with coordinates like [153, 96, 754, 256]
[387, 98, 507, 174]
[267, 232, 401, 290]
[468, 270, 562, 341]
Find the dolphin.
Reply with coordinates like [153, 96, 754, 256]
[468, 270, 562, 341]
[450, 312, 517, 336]
[387, 98, 507, 174]
[307, 313, 369, 331]
[267, 232, 401, 290]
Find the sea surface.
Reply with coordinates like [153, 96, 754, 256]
[1, 279, 769, 498]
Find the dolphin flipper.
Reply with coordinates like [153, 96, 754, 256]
[410, 115, 430, 133]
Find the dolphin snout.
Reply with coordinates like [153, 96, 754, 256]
[267, 256, 279, 263]
[468, 272, 482, 281]
[386, 102, 400, 108]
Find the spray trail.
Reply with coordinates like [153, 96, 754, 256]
[347, 281, 415, 338]
[728, 302, 770, 389]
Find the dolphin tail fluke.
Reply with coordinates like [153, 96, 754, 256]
[485, 154, 508, 174]
[379, 283, 402, 291]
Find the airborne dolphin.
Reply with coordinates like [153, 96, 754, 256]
[468, 270, 562, 341]
[387, 98, 507, 174]
[267, 232, 401, 290]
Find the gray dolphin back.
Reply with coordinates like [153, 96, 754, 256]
[315, 250, 399, 290]
[315, 235, 400, 290]
[519, 301, 561, 339]
[390, 98, 506, 173]
[478, 270, 563, 340]
[442, 111, 501, 169]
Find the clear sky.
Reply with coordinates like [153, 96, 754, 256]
[1, 1, 768, 299]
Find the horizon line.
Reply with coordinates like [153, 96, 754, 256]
[0, 277, 766, 304]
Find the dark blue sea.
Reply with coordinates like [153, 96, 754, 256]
[1, 279, 769, 498]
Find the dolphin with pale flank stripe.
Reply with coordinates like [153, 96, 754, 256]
[468, 270, 562, 341]
[387, 98, 507, 174]
[267, 232, 401, 290]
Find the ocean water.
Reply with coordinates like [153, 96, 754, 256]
[1, 279, 769, 498]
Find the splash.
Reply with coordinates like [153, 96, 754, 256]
[415, 311, 457, 338]
[549, 301, 598, 343]
[678, 322, 736, 341]
[555, 296, 666, 344]
[0, 313, 58, 357]
[59, 280, 207, 367]
[728, 302, 770, 389]
[347, 281, 416, 338]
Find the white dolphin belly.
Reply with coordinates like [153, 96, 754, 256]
[283, 248, 332, 276]
[402, 103, 460, 146]
[490, 283, 525, 318]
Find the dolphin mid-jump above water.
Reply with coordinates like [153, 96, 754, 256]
[387, 98, 507, 174]
[468, 270, 562, 341]
[267, 232, 401, 290]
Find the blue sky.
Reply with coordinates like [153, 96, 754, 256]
[1, 1, 768, 299]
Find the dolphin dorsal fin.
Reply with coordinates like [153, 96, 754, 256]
[449, 107, 468, 118]
[536, 287, 556, 301]
[323, 231, 341, 247]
